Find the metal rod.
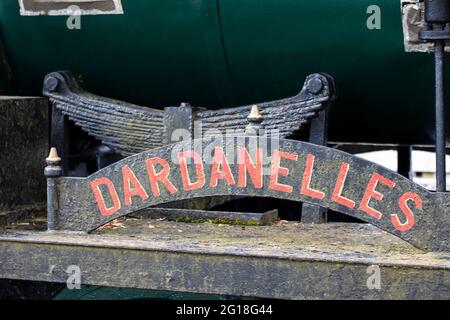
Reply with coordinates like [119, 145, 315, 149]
[434, 40, 447, 192]
[47, 178, 57, 231]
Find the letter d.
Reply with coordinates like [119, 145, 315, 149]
[90, 178, 121, 216]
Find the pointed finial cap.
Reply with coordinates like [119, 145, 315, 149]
[246, 105, 264, 136]
[46, 147, 61, 165]
[247, 105, 263, 123]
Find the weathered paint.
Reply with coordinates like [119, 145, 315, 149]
[0, 221, 449, 299]
[48, 137, 450, 251]
[43, 71, 334, 157]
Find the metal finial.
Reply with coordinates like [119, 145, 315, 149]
[44, 148, 63, 231]
[246, 105, 264, 135]
[46, 147, 61, 166]
[247, 105, 263, 124]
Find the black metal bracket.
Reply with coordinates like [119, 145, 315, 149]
[44, 71, 335, 222]
[43, 71, 335, 160]
[419, 0, 449, 192]
[302, 77, 332, 223]
[419, 0, 450, 41]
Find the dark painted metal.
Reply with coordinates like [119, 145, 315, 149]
[42, 70, 449, 251]
[420, 1, 449, 192]
[419, 0, 450, 41]
[50, 106, 69, 174]
[0, 222, 449, 299]
[46, 136, 450, 251]
[44, 150, 63, 231]
[435, 41, 447, 192]
[41, 69, 449, 252]
[43, 72, 335, 226]
[424, 0, 450, 24]
[96, 145, 121, 170]
[302, 95, 331, 224]
[43, 71, 335, 157]
[163, 103, 197, 144]
[302, 203, 327, 224]
[398, 146, 412, 179]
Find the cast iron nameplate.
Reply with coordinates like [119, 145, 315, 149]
[46, 136, 449, 252]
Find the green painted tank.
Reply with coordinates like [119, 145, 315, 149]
[0, 0, 447, 145]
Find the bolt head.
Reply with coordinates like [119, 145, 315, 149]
[45, 76, 59, 92]
[307, 78, 324, 95]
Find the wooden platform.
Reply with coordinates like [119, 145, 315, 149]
[0, 215, 449, 299]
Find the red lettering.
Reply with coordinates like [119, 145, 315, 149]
[238, 147, 263, 188]
[90, 178, 121, 216]
[269, 150, 297, 193]
[331, 162, 356, 209]
[146, 157, 178, 197]
[300, 154, 325, 199]
[178, 151, 205, 191]
[122, 165, 149, 206]
[210, 147, 235, 187]
[391, 192, 420, 231]
[359, 173, 395, 219]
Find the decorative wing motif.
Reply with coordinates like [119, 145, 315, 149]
[197, 73, 335, 138]
[43, 71, 164, 156]
[44, 71, 335, 156]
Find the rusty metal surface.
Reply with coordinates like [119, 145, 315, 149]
[0, 220, 448, 299]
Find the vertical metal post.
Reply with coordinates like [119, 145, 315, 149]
[435, 40, 447, 192]
[398, 145, 412, 179]
[50, 106, 69, 174]
[44, 148, 63, 231]
[163, 103, 194, 145]
[302, 76, 329, 224]
[419, 0, 450, 192]
[302, 106, 328, 224]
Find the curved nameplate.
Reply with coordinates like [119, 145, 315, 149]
[54, 137, 450, 252]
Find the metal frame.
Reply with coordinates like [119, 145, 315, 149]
[0, 222, 448, 299]
[45, 72, 336, 225]
[419, 0, 450, 193]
